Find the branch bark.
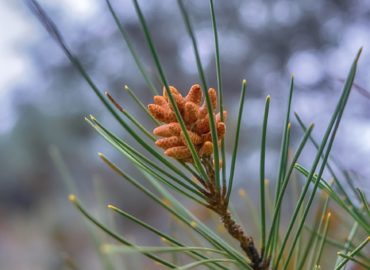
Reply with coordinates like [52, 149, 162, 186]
[199, 157, 270, 270]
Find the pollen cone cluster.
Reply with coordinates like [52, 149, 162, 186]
[148, 84, 227, 162]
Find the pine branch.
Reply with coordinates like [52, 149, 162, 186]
[199, 158, 270, 270]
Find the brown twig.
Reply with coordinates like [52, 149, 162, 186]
[199, 157, 270, 270]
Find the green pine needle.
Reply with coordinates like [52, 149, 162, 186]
[260, 95, 270, 254]
[106, 0, 158, 95]
[209, 0, 226, 191]
[177, 0, 221, 188]
[335, 236, 370, 270]
[226, 80, 247, 202]
[131, 0, 208, 181]
[276, 48, 362, 269]
[68, 194, 177, 268]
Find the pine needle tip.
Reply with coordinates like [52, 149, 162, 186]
[107, 204, 116, 209]
[100, 244, 110, 253]
[238, 188, 246, 197]
[355, 47, 363, 63]
[68, 194, 77, 203]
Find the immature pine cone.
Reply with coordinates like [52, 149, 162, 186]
[148, 84, 227, 162]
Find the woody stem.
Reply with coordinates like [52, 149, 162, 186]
[200, 158, 269, 270]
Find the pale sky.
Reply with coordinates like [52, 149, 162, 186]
[0, 1, 34, 133]
[0, 0, 98, 133]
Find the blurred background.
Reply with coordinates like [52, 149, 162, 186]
[1, 0, 369, 269]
